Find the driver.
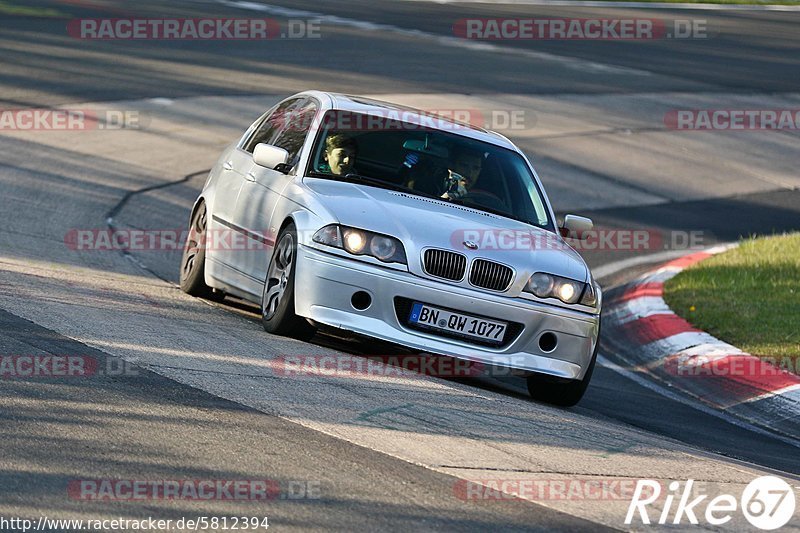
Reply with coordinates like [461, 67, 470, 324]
[320, 133, 358, 176]
[442, 148, 483, 200]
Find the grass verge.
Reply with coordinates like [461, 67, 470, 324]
[664, 233, 800, 365]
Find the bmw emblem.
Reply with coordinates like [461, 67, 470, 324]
[463, 240, 478, 250]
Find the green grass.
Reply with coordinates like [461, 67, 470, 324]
[664, 234, 800, 364]
[0, 1, 66, 17]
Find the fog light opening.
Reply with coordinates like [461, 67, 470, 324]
[539, 332, 558, 353]
[351, 291, 372, 311]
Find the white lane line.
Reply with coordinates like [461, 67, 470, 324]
[739, 383, 800, 405]
[218, 0, 653, 76]
[400, 0, 800, 11]
[670, 342, 746, 359]
[592, 248, 688, 281]
[641, 330, 728, 355]
[593, 243, 737, 281]
[597, 354, 800, 449]
[604, 295, 673, 324]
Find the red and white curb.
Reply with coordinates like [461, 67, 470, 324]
[604, 245, 800, 438]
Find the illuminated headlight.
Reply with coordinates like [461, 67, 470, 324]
[313, 224, 407, 264]
[557, 282, 577, 302]
[343, 228, 367, 254]
[524, 272, 586, 305]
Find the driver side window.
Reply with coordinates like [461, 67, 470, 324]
[243, 97, 305, 154]
[271, 99, 317, 168]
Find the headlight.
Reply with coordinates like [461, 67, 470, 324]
[527, 272, 554, 295]
[524, 272, 586, 305]
[343, 228, 367, 254]
[313, 224, 407, 264]
[579, 281, 599, 307]
[557, 282, 577, 302]
[370, 236, 397, 261]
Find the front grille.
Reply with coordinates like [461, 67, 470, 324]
[469, 259, 514, 292]
[394, 297, 524, 348]
[423, 249, 467, 281]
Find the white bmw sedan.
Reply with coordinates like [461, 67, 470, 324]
[180, 91, 601, 406]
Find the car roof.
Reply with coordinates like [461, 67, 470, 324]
[298, 91, 519, 151]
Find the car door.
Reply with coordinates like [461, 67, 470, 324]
[209, 145, 256, 271]
[229, 97, 318, 295]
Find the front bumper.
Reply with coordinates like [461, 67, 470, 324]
[294, 245, 600, 380]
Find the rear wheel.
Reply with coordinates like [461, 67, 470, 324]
[526, 322, 600, 407]
[261, 223, 316, 341]
[180, 203, 216, 298]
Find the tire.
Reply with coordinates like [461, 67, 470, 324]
[180, 202, 217, 298]
[526, 321, 600, 407]
[261, 223, 316, 341]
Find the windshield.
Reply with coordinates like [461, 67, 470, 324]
[306, 110, 552, 229]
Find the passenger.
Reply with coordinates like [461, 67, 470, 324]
[321, 133, 358, 176]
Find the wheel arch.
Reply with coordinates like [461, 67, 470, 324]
[280, 209, 327, 248]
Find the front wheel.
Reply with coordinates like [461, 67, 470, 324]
[261, 223, 316, 341]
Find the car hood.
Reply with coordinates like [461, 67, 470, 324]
[303, 177, 589, 283]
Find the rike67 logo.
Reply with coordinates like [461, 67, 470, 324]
[626, 476, 796, 530]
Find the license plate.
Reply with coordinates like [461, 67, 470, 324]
[408, 302, 507, 343]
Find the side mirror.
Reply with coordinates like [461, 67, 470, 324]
[253, 143, 290, 172]
[559, 214, 593, 240]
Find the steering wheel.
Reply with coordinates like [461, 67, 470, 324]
[462, 189, 507, 211]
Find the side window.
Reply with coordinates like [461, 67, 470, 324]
[271, 99, 318, 168]
[243, 97, 305, 154]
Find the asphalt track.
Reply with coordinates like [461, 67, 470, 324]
[1, 0, 799, 530]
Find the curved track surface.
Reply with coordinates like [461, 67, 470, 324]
[1, 1, 800, 530]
